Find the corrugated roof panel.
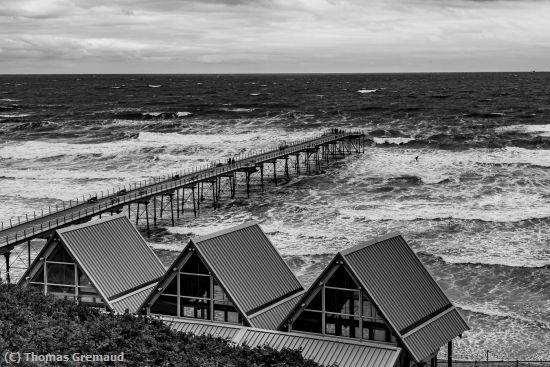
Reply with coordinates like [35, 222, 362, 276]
[193, 222, 303, 314]
[342, 234, 451, 332]
[110, 285, 156, 314]
[248, 291, 304, 330]
[156, 318, 400, 367]
[237, 329, 400, 367]
[58, 215, 166, 300]
[163, 318, 242, 340]
[403, 308, 469, 362]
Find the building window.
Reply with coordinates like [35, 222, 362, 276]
[291, 264, 395, 344]
[28, 243, 104, 305]
[150, 251, 244, 324]
[292, 310, 323, 334]
[151, 295, 178, 316]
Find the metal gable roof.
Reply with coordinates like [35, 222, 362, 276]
[57, 214, 166, 300]
[248, 290, 305, 330]
[341, 234, 453, 333]
[110, 283, 157, 314]
[191, 222, 303, 315]
[236, 329, 401, 367]
[160, 318, 401, 367]
[402, 308, 469, 362]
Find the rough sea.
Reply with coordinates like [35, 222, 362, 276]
[0, 73, 549, 360]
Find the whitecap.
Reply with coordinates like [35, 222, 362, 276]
[176, 112, 192, 117]
[0, 113, 31, 118]
[220, 108, 255, 112]
[357, 89, 377, 94]
[148, 84, 162, 88]
[497, 124, 550, 137]
[372, 137, 415, 144]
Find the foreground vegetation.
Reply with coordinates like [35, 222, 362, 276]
[0, 283, 320, 366]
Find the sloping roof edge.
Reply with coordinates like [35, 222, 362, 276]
[339, 232, 403, 256]
[192, 221, 258, 243]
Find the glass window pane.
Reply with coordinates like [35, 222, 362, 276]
[227, 311, 240, 324]
[78, 295, 104, 305]
[362, 294, 384, 322]
[47, 285, 75, 298]
[30, 264, 45, 283]
[325, 313, 359, 338]
[47, 244, 73, 263]
[180, 298, 210, 320]
[213, 304, 240, 323]
[305, 291, 322, 311]
[164, 276, 178, 296]
[180, 253, 209, 274]
[292, 310, 322, 334]
[325, 288, 359, 315]
[150, 295, 178, 316]
[180, 274, 210, 298]
[362, 326, 371, 340]
[29, 283, 44, 293]
[213, 281, 233, 306]
[47, 263, 75, 285]
[78, 268, 91, 286]
[326, 266, 358, 289]
[373, 328, 387, 342]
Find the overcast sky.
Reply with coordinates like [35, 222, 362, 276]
[1, 0, 548, 73]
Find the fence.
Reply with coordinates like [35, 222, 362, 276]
[437, 360, 550, 367]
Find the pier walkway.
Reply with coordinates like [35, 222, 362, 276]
[0, 129, 364, 282]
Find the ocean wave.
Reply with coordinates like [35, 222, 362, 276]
[0, 113, 31, 118]
[497, 124, 550, 138]
[456, 303, 550, 329]
[417, 251, 550, 269]
[465, 112, 505, 118]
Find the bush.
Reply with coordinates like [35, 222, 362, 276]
[0, 284, 321, 366]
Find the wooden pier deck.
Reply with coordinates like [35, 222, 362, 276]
[0, 129, 364, 281]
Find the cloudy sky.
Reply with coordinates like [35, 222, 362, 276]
[1, 0, 548, 73]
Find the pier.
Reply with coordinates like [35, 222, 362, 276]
[0, 129, 365, 282]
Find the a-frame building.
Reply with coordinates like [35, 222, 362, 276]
[18, 214, 166, 313]
[281, 233, 469, 366]
[139, 221, 304, 329]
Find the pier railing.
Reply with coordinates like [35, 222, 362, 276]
[0, 129, 364, 250]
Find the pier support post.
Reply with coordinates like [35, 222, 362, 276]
[273, 162, 277, 186]
[181, 188, 186, 217]
[246, 172, 251, 198]
[448, 341, 453, 367]
[136, 203, 140, 225]
[212, 182, 217, 208]
[191, 187, 197, 217]
[176, 189, 180, 218]
[170, 194, 175, 226]
[295, 154, 300, 175]
[145, 202, 150, 238]
[4, 252, 10, 284]
[28, 240, 31, 267]
[128, 204, 131, 219]
[153, 196, 157, 226]
[260, 165, 264, 191]
[285, 157, 290, 179]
